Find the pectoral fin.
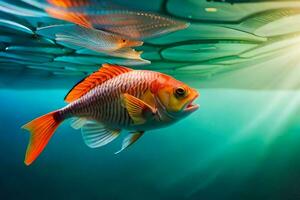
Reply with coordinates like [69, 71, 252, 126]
[115, 131, 144, 154]
[121, 93, 156, 125]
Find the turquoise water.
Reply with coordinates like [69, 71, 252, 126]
[2, 0, 300, 199]
[2, 88, 300, 199]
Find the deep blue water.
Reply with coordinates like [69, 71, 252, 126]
[2, 89, 300, 200]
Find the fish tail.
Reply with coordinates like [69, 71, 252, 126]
[45, 7, 92, 28]
[22, 110, 63, 166]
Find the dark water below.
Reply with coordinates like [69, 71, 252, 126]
[2, 89, 300, 200]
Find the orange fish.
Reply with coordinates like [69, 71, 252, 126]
[43, 0, 189, 39]
[54, 25, 146, 61]
[55, 25, 143, 52]
[22, 64, 199, 165]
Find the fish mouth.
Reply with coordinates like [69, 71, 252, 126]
[135, 41, 144, 46]
[184, 94, 199, 112]
[130, 40, 144, 47]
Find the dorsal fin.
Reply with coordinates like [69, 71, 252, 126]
[64, 64, 133, 103]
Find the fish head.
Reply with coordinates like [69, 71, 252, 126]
[118, 38, 143, 48]
[151, 74, 199, 119]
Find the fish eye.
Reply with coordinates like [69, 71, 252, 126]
[122, 39, 126, 43]
[175, 87, 186, 98]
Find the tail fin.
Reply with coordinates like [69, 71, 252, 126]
[46, 7, 92, 28]
[22, 111, 63, 166]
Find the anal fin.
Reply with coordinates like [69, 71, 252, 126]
[82, 122, 121, 148]
[71, 117, 88, 130]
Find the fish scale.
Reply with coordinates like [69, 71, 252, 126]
[60, 70, 158, 128]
